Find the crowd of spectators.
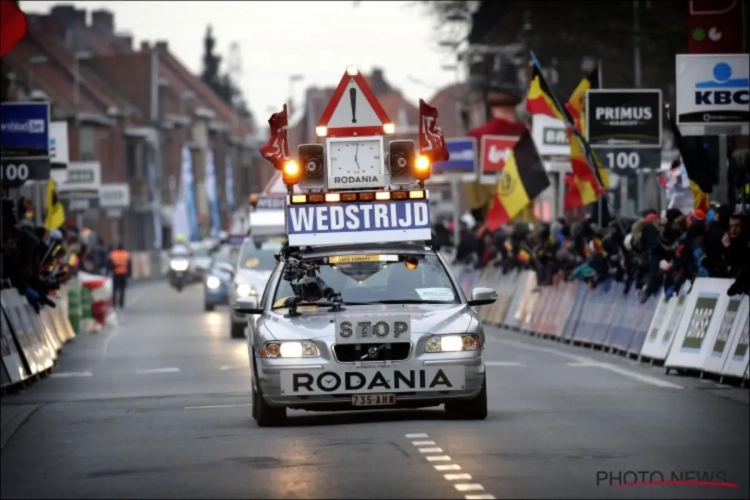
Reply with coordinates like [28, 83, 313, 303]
[441, 204, 750, 300]
[1, 196, 111, 311]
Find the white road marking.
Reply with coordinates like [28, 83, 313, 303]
[219, 365, 246, 371]
[434, 464, 461, 471]
[410, 434, 494, 498]
[412, 440, 436, 446]
[445, 473, 472, 481]
[455, 484, 485, 492]
[465, 495, 496, 499]
[136, 367, 180, 374]
[405, 433, 429, 438]
[494, 337, 683, 389]
[486, 361, 525, 367]
[184, 404, 253, 410]
[50, 371, 93, 378]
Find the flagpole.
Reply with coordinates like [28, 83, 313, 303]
[596, 60, 604, 226]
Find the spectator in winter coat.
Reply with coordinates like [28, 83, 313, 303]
[723, 214, 748, 276]
[453, 222, 479, 266]
[639, 228, 679, 303]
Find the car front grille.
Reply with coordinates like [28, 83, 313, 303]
[333, 342, 412, 363]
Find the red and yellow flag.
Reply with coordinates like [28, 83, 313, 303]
[526, 63, 567, 121]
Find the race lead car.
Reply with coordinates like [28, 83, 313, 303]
[233, 66, 497, 426]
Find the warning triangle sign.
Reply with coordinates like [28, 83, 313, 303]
[262, 171, 301, 195]
[318, 69, 392, 137]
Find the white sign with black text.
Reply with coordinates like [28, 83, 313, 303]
[49, 121, 69, 168]
[99, 183, 130, 209]
[531, 114, 569, 157]
[676, 54, 749, 127]
[57, 161, 101, 193]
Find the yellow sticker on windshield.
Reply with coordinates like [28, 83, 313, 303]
[245, 258, 260, 268]
[329, 255, 398, 264]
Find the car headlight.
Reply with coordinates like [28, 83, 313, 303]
[170, 259, 190, 271]
[425, 334, 480, 353]
[206, 276, 221, 289]
[236, 283, 257, 297]
[261, 341, 320, 358]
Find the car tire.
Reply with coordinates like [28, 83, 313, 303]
[204, 302, 215, 312]
[445, 374, 487, 420]
[251, 357, 286, 427]
[230, 321, 245, 339]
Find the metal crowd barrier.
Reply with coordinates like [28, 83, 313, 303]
[459, 265, 750, 385]
[1, 285, 81, 393]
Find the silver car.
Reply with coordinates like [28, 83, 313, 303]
[234, 242, 498, 427]
[227, 241, 281, 338]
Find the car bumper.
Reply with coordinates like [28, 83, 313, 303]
[204, 287, 229, 305]
[253, 353, 485, 410]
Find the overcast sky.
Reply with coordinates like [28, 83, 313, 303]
[21, 1, 464, 128]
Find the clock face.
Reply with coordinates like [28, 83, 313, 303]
[329, 140, 383, 178]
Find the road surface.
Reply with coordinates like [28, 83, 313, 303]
[1, 282, 748, 499]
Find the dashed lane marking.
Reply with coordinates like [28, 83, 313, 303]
[219, 365, 246, 371]
[455, 484, 485, 492]
[434, 464, 462, 471]
[445, 473, 473, 481]
[406, 433, 495, 499]
[184, 404, 253, 410]
[486, 361, 525, 367]
[412, 440, 436, 446]
[50, 371, 93, 378]
[405, 433, 429, 438]
[136, 367, 180, 375]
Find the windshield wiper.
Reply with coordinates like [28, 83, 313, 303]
[343, 299, 455, 305]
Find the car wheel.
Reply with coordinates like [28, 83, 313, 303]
[445, 374, 487, 420]
[230, 321, 246, 339]
[204, 302, 215, 312]
[251, 356, 286, 427]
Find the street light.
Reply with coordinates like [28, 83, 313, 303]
[288, 74, 304, 117]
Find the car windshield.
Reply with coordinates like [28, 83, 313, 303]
[193, 246, 211, 257]
[272, 253, 459, 307]
[238, 247, 278, 271]
[211, 246, 239, 266]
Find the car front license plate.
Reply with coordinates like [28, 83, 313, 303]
[351, 394, 396, 406]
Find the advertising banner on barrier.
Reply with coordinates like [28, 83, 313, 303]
[0, 309, 28, 386]
[33, 305, 61, 356]
[665, 278, 733, 372]
[561, 282, 587, 340]
[702, 296, 744, 375]
[2, 290, 42, 375]
[718, 297, 749, 379]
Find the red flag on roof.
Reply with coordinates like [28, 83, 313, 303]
[418, 99, 449, 163]
[1, 0, 28, 58]
[259, 104, 289, 170]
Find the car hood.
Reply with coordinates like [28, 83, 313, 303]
[261, 303, 474, 340]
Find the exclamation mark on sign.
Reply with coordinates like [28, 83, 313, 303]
[349, 88, 357, 123]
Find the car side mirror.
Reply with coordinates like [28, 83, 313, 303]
[233, 296, 263, 315]
[467, 287, 498, 306]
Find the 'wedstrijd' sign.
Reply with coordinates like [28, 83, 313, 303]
[286, 199, 432, 246]
[676, 54, 749, 127]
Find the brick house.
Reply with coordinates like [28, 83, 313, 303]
[2, 5, 264, 249]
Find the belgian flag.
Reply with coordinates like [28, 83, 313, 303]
[526, 56, 606, 193]
[526, 63, 570, 122]
[565, 66, 600, 133]
[44, 180, 65, 230]
[666, 105, 712, 211]
[486, 131, 551, 232]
